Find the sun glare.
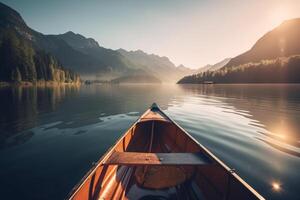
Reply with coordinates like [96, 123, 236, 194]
[269, 4, 291, 26]
[272, 181, 281, 191]
[272, 121, 291, 141]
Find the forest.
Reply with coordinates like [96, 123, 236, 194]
[178, 56, 300, 84]
[0, 30, 80, 84]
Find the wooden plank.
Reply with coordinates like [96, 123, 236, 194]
[103, 151, 211, 166]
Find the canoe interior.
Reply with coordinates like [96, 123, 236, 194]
[69, 107, 263, 200]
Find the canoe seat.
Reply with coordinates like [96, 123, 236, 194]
[103, 151, 212, 166]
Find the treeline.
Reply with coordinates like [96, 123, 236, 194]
[0, 30, 80, 83]
[178, 56, 300, 84]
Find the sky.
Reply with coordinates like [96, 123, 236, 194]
[2, 0, 300, 68]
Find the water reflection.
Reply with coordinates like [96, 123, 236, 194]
[0, 84, 300, 200]
[272, 181, 281, 192]
[0, 85, 80, 148]
[178, 84, 300, 157]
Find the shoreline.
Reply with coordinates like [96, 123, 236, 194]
[177, 82, 300, 85]
[0, 81, 81, 87]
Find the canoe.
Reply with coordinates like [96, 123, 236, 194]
[68, 103, 264, 200]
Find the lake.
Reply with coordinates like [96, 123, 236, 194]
[0, 84, 300, 200]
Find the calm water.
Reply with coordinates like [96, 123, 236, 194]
[0, 84, 300, 200]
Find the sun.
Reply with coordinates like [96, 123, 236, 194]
[268, 3, 292, 26]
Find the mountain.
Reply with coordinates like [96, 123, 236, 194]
[0, 2, 80, 84]
[33, 32, 142, 81]
[51, 32, 144, 79]
[178, 18, 300, 84]
[197, 58, 231, 73]
[208, 58, 231, 71]
[0, 2, 196, 83]
[177, 55, 300, 84]
[55, 31, 99, 50]
[223, 18, 300, 69]
[117, 49, 194, 83]
[197, 64, 213, 73]
[0, 2, 145, 81]
[176, 64, 191, 71]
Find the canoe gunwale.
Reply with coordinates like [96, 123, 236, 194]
[67, 104, 265, 200]
[67, 107, 166, 199]
[67, 113, 143, 199]
[160, 108, 264, 200]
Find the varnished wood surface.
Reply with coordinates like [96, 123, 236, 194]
[103, 151, 212, 166]
[68, 104, 265, 200]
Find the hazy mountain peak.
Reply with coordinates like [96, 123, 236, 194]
[63, 31, 81, 37]
[197, 58, 231, 73]
[120, 49, 172, 62]
[176, 64, 195, 73]
[64, 31, 75, 35]
[134, 49, 146, 54]
[177, 64, 186, 69]
[117, 48, 176, 67]
[117, 48, 126, 52]
[57, 31, 100, 49]
[117, 48, 195, 82]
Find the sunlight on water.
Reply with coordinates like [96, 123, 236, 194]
[0, 84, 300, 200]
[272, 181, 281, 191]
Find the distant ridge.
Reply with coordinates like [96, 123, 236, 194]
[223, 18, 300, 69]
[178, 18, 300, 84]
[197, 58, 231, 73]
[117, 49, 194, 83]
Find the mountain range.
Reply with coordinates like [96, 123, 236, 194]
[117, 49, 194, 82]
[178, 18, 300, 84]
[3, 1, 299, 85]
[0, 2, 197, 84]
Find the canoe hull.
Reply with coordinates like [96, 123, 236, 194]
[68, 104, 264, 200]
